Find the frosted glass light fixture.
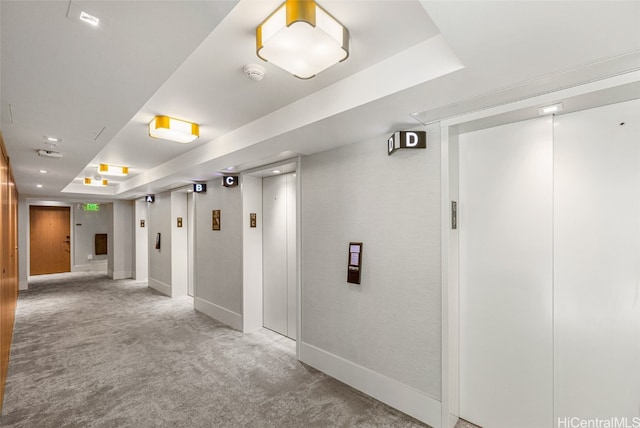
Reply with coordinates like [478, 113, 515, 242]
[256, 0, 349, 79]
[99, 163, 128, 177]
[84, 177, 108, 187]
[149, 116, 199, 144]
[538, 103, 564, 116]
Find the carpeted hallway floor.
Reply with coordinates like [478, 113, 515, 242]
[0, 272, 428, 427]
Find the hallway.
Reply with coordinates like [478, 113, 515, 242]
[1, 273, 425, 427]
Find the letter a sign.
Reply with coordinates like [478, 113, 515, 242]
[387, 131, 427, 155]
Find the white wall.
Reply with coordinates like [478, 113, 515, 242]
[299, 124, 442, 425]
[108, 200, 133, 280]
[242, 175, 263, 332]
[170, 191, 188, 297]
[72, 203, 109, 271]
[134, 199, 148, 281]
[193, 179, 243, 330]
[148, 192, 172, 295]
[17, 196, 28, 290]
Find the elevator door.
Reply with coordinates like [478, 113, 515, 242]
[459, 117, 554, 428]
[262, 173, 297, 339]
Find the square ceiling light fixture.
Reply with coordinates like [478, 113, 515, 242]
[99, 163, 128, 177]
[256, 0, 349, 79]
[149, 116, 199, 144]
[84, 177, 108, 187]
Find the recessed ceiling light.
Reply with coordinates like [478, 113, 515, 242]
[272, 170, 281, 174]
[79, 11, 100, 26]
[39, 170, 48, 174]
[36, 184, 43, 188]
[67, 2, 110, 31]
[225, 166, 235, 171]
[44, 136, 61, 143]
[538, 103, 564, 116]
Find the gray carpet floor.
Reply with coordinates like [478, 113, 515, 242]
[1, 272, 429, 427]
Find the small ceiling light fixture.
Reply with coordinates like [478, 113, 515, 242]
[39, 170, 48, 174]
[256, 0, 349, 79]
[45, 136, 61, 143]
[272, 170, 282, 174]
[84, 177, 108, 187]
[99, 163, 128, 177]
[67, 2, 110, 31]
[36, 184, 43, 188]
[79, 11, 100, 26]
[149, 115, 199, 144]
[538, 102, 564, 116]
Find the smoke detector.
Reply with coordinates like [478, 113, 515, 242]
[243, 64, 265, 81]
[37, 149, 63, 159]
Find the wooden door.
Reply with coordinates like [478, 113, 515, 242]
[30, 206, 71, 275]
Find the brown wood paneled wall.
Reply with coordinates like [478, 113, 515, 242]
[0, 132, 19, 411]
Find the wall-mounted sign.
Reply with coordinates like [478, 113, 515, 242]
[145, 195, 155, 203]
[222, 176, 239, 187]
[83, 203, 100, 212]
[250, 213, 257, 228]
[347, 242, 363, 284]
[387, 131, 427, 155]
[212, 210, 221, 231]
[193, 183, 207, 193]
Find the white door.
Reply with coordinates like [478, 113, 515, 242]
[263, 173, 297, 339]
[553, 99, 640, 421]
[459, 117, 554, 428]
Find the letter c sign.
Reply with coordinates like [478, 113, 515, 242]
[222, 176, 239, 187]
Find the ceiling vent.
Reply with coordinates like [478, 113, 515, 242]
[37, 149, 63, 159]
[243, 64, 265, 81]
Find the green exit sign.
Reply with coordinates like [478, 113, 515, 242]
[84, 203, 100, 212]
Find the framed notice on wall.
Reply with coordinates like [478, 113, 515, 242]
[212, 210, 221, 231]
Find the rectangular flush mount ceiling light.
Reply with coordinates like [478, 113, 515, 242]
[67, 2, 111, 31]
[99, 163, 128, 176]
[538, 102, 564, 116]
[84, 178, 108, 187]
[256, 0, 349, 79]
[149, 116, 199, 144]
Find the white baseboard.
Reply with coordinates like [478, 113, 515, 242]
[72, 262, 107, 273]
[299, 342, 442, 428]
[110, 270, 132, 280]
[149, 278, 171, 297]
[19, 280, 28, 291]
[194, 297, 242, 331]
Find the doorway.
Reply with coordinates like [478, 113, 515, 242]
[30, 206, 71, 275]
[262, 172, 297, 340]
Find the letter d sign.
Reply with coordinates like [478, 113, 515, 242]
[406, 132, 419, 147]
[387, 131, 427, 155]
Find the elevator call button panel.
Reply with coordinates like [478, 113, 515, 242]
[347, 242, 363, 284]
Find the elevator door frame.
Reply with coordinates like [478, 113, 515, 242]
[438, 73, 636, 428]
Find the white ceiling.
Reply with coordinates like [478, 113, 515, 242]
[2, 0, 639, 201]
